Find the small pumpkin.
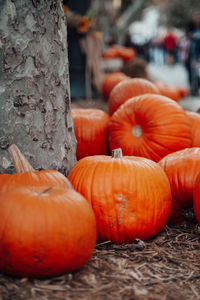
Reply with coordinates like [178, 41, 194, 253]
[108, 78, 159, 115]
[72, 108, 110, 160]
[154, 81, 180, 102]
[101, 72, 128, 99]
[68, 148, 171, 244]
[0, 185, 97, 277]
[159, 147, 200, 223]
[186, 111, 200, 147]
[108, 94, 192, 162]
[0, 144, 72, 191]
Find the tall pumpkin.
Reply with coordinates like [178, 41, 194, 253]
[0, 144, 72, 191]
[72, 108, 110, 160]
[108, 78, 159, 115]
[0, 185, 97, 277]
[186, 111, 200, 147]
[108, 94, 192, 162]
[68, 149, 171, 244]
[159, 148, 200, 223]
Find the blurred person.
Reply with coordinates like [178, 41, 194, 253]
[149, 35, 164, 65]
[163, 30, 178, 65]
[185, 11, 200, 95]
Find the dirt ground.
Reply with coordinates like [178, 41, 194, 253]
[1, 98, 200, 300]
[1, 223, 200, 300]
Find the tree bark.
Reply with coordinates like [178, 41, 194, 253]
[0, 0, 77, 175]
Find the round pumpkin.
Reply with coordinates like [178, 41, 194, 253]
[0, 145, 72, 191]
[108, 94, 192, 162]
[72, 108, 110, 160]
[108, 78, 159, 115]
[186, 111, 200, 147]
[0, 185, 97, 277]
[68, 149, 171, 244]
[101, 72, 128, 99]
[154, 81, 180, 102]
[159, 148, 200, 223]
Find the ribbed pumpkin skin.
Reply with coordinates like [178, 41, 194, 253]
[68, 155, 171, 244]
[186, 111, 200, 147]
[0, 186, 97, 277]
[108, 78, 159, 115]
[101, 72, 128, 99]
[193, 173, 200, 224]
[108, 94, 192, 162]
[72, 108, 110, 160]
[0, 170, 72, 191]
[154, 81, 180, 102]
[159, 148, 200, 223]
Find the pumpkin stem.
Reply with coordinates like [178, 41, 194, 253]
[112, 148, 123, 158]
[8, 144, 35, 173]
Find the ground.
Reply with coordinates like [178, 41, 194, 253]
[1, 223, 200, 300]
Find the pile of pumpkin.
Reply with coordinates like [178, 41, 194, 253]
[1, 75, 200, 280]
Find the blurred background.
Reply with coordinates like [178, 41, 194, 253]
[63, 0, 200, 109]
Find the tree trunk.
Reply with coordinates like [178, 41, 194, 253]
[0, 0, 77, 175]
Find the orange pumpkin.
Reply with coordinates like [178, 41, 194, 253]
[68, 148, 172, 244]
[112, 45, 136, 61]
[154, 81, 180, 102]
[0, 185, 97, 277]
[0, 145, 72, 191]
[159, 148, 200, 223]
[72, 108, 110, 160]
[101, 72, 128, 99]
[108, 78, 159, 115]
[108, 94, 192, 162]
[186, 111, 200, 147]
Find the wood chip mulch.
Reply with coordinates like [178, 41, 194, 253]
[1, 223, 200, 300]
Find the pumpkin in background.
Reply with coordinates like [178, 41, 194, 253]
[0, 144, 72, 191]
[72, 108, 110, 160]
[154, 81, 180, 102]
[101, 72, 128, 100]
[102, 46, 119, 59]
[0, 185, 97, 277]
[178, 86, 189, 98]
[159, 148, 200, 223]
[186, 111, 200, 147]
[102, 45, 135, 61]
[108, 94, 192, 162]
[108, 78, 159, 115]
[68, 148, 171, 244]
[112, 45, 136, 61]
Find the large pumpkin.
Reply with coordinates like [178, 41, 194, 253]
[72, 108, 110, 160]
[186, 111, 200, 147]
[0, 185, 97, 277]
[0, 145, 72, 191]
[159, 148, 200, 223]
[68, 149, 171, 244]
[108, 78, 159, 115]
[101, 72, 128, 99]
[108, 94, 192, 162]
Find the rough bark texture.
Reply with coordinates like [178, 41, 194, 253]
[0, 0, 77, 175]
